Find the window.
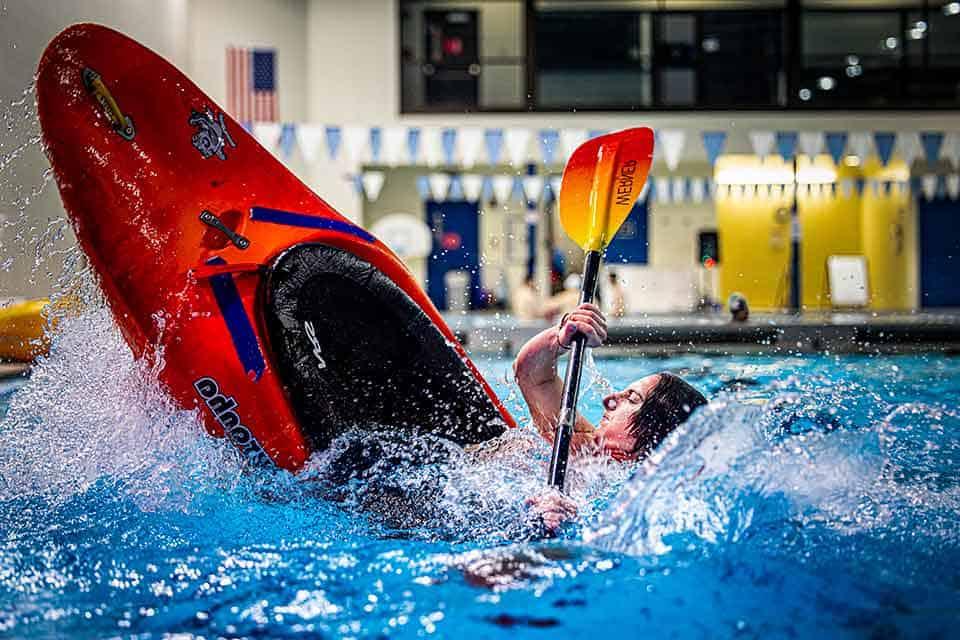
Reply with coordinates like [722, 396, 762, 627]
[536, 11, 651, 109]
[928, 13, 960, 67]
[398, 1, 960, 112]
[903, 10, 960, 104]
[699, 12, 783, 107]
[798, 9, 960, 107]
[798, 11, 903, 107]
[653, 11, 783, 108]
[655, 14, 697, 106]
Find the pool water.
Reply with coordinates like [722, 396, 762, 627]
[0, 312, 958, 639]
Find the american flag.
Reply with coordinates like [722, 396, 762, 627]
[226, 47, 278, 122]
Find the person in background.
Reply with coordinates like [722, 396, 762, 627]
[511, 274, 543, 321]
[550, 248, 567, 296]
[606, 271, 627, 318]
[729, 292, 749, 322]
[516, 303, 708, 533]
[543, 273, 582, 322]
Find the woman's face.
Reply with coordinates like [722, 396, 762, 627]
[594, 374, 662, 461]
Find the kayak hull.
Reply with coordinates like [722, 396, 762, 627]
[36, 23, 513, 471]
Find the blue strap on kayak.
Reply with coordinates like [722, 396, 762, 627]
[250, 206, 376, 243]
[205, 257, 266, 381]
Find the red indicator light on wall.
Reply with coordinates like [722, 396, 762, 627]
[443, 37, 464, 56]
[703, 257, 716, 270]
[442, 232, 462, 250]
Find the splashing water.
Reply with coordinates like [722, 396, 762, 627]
[0, 83, 74, 296]
[580, 357, 960, 635]
[2, 310, 959, 637]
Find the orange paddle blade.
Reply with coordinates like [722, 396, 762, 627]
[559, 128, 655, 252]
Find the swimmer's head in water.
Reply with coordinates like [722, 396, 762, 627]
[597, 372, 707, 460]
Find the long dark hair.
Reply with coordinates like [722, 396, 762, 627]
[627, 372, 707, 455]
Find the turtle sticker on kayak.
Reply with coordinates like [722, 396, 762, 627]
[189, 107, 236, 160]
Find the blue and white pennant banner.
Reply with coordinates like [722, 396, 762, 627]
[252, 122, 960, 179]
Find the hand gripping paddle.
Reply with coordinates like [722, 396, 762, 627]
[547, 127, 654, 492]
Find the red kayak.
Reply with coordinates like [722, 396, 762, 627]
[36, 23, 514, 471]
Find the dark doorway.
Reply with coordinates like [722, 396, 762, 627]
[426, 200, 482, 310]
[919, 198, 960, 307]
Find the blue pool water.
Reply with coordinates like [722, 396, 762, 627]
[0, 313, 959, 639]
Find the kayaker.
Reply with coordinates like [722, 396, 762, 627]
[515, 302, 708, 532]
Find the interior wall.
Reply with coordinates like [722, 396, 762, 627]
[799, 188, 862, 309]
[797, 157, 863, 310]
[649, 201, 716, 269]
[861, 192, 916, 310]
[305, 0, 397, 221]
[627, 198, 717, 312]
[717, 184, 792, 312]
[717, 154, 918, 312]
[860, 159, 917, 310]
[307, 0, 398, 124]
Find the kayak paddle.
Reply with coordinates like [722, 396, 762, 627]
[547, 127, 655, 491]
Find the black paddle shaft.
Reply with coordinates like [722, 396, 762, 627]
[547, 250, 603, 491]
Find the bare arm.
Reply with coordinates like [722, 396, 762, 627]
[513, 303, 607, 449]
